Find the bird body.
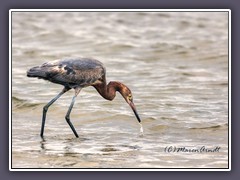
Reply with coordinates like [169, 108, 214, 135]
[27, 58, 105, 89]
[27, 57, 142, 138]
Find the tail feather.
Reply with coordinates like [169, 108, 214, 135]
[27, 66, 47, 78]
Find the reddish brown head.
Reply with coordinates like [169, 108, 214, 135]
[115, 82, 141, 123]
[94, 81, 141, 123]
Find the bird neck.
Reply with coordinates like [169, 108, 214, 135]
[93, 81, 124, 101]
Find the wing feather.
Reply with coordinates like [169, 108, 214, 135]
[42, 58, 105, 87]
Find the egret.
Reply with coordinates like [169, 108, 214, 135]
[27, 57, 142, 138]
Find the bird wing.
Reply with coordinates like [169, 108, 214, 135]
[42, 58, 105, 87]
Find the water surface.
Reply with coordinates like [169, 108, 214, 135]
[11, 11, 229, 169]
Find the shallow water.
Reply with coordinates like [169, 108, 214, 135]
[11, 11, 229, 169]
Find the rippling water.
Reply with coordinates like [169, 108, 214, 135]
[11, 11, 229, 169]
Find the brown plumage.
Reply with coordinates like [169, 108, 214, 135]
[27, 57, 142, 138]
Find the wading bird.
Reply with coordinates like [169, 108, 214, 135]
[27, 57, 143, 138]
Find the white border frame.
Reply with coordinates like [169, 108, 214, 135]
[9, 9, 231, 171]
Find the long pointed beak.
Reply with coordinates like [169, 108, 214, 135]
[129, 101, 141, 123]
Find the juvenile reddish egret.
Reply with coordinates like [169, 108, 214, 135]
[27, 57, 143, 138]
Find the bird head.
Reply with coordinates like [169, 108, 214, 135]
[119, 85, 141, 123]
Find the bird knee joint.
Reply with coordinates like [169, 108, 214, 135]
[65, 116, 70, 122]
[43, 106, 48, 112]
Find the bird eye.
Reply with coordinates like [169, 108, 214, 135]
[128, 94, 133, 101]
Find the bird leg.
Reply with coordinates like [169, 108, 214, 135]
[41, 87, 70, 138]
[65, 87, 81, 138]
